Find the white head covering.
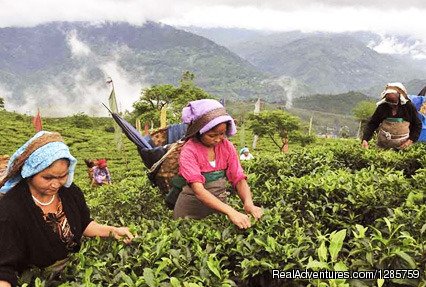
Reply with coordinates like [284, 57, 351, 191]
[377, 82, 409, 106]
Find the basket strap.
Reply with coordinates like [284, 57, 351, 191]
[149, 141, 184, 173]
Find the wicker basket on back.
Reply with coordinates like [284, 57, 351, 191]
[148, 127, 185, 195]
[0, 155, 10, 183]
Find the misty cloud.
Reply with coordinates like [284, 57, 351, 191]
[4, 61, 147, 117]
[369, 35, 426, 59]
[0, 86, 13, 110]
[67, 30, 91, 57]
[99, 61, 148, 114]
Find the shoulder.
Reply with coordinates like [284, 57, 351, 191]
[221, 138, 236, 150]
[183, 138, 198, 148]
[220, 139, 238, 156]
[406, 101, 417, 110]
[375, 103, 386, 111]
[59, 183, 86, 202]
[0, 181, 29, 220]
[181, 138, 202, 155]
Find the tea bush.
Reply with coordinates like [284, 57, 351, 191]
[1, 110, 425, 287]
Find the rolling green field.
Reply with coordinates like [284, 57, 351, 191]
[1, 110, 425, 287]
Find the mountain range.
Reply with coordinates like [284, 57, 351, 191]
[0, 21, 286, 115]
[184, 27, 426, 96]
[0, 22, 425, 116]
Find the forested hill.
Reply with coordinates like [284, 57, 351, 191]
[0, 21, 286, 115]
[293, 91, 374, 115]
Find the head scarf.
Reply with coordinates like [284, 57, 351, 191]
[240, 147, 249, 154]
[377, 82, 409, 106]
[97, 159, 107, 168]
[0, 131, 77, 193]
[181, 99, 237, 138]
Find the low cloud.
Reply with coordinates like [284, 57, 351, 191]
[100, 60, 148, 114]
[369, 35, 426, 59]
[4, 60, 148, 117]
[0, 85, 13, 110]
[67, 30, 91, 57]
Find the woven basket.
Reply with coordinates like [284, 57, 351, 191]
[148, 128, 186, 195]
[0, 155, 10, 183]
[153, 141, 185, 195]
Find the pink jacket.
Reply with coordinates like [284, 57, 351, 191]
[179, 138, 246, 188]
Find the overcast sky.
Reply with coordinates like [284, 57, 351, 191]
[1, 0, 426, 41]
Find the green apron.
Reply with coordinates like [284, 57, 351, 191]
[165, 170, 226, 209]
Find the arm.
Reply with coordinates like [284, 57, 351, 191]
[225, 140, 263, 219]
[362, 106, 384, 142]
[408, 103, 421, 142]
[190, 182, 251, 229]
[0, 281, 11, 287]
[235, 179, 263, 220]
[83, 221, 134, 244]
[72, 184, 133, 243]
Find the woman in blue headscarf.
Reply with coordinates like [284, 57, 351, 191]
[0, 131, 134, 287]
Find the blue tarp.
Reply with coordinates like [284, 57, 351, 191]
[408, 95, 426, 142]
[110, 112, 187, 175]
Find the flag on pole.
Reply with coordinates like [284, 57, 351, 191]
[107, 78, 123, 151]
[160, 104, 167, 128]
[135, 118, 142, 134]
[308, 116, 313, 135]
[357, 121, 362, 139]
[32, 109, 43, 132]
[252, 98, 261, 149]
[254, 98, 261, 114]
[108, 83, 118, 114]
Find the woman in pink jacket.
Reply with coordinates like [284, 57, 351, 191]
[173, 99, 263, 229]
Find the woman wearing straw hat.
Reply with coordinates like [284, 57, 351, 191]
[173, 99, 263, 229]
[0, 131, 134, 287]
[361, 82, 421, 150]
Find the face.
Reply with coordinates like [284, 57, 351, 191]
[385, 93, 399, 105]
[27, 159, 69, 197]
[200, 123, 227, 147]
[243, 151, 249, 156]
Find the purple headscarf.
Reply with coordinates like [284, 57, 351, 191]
[182, 99, 237, 138]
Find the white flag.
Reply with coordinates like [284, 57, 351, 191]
[252, 98, 261, 149]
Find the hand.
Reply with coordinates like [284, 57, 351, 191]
[111, 227, 135, 244]
[244, 203, 263, 220]
[399, 139, 413, 150]
[227, 210, 251, 229]
[361, 140, 369, 149]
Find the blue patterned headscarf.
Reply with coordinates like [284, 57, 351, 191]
[0, 131, 77, 193]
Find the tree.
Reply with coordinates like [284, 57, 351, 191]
[0, 97, 4, 110]
[71, 112, 94, 128]
[129, 71, 214, 126]
[352, 101, 376, 137]
[248, 110, 309, 151]
[352, 101, 376, 123]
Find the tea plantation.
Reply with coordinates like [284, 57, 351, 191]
[0, 110, 425, 287]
